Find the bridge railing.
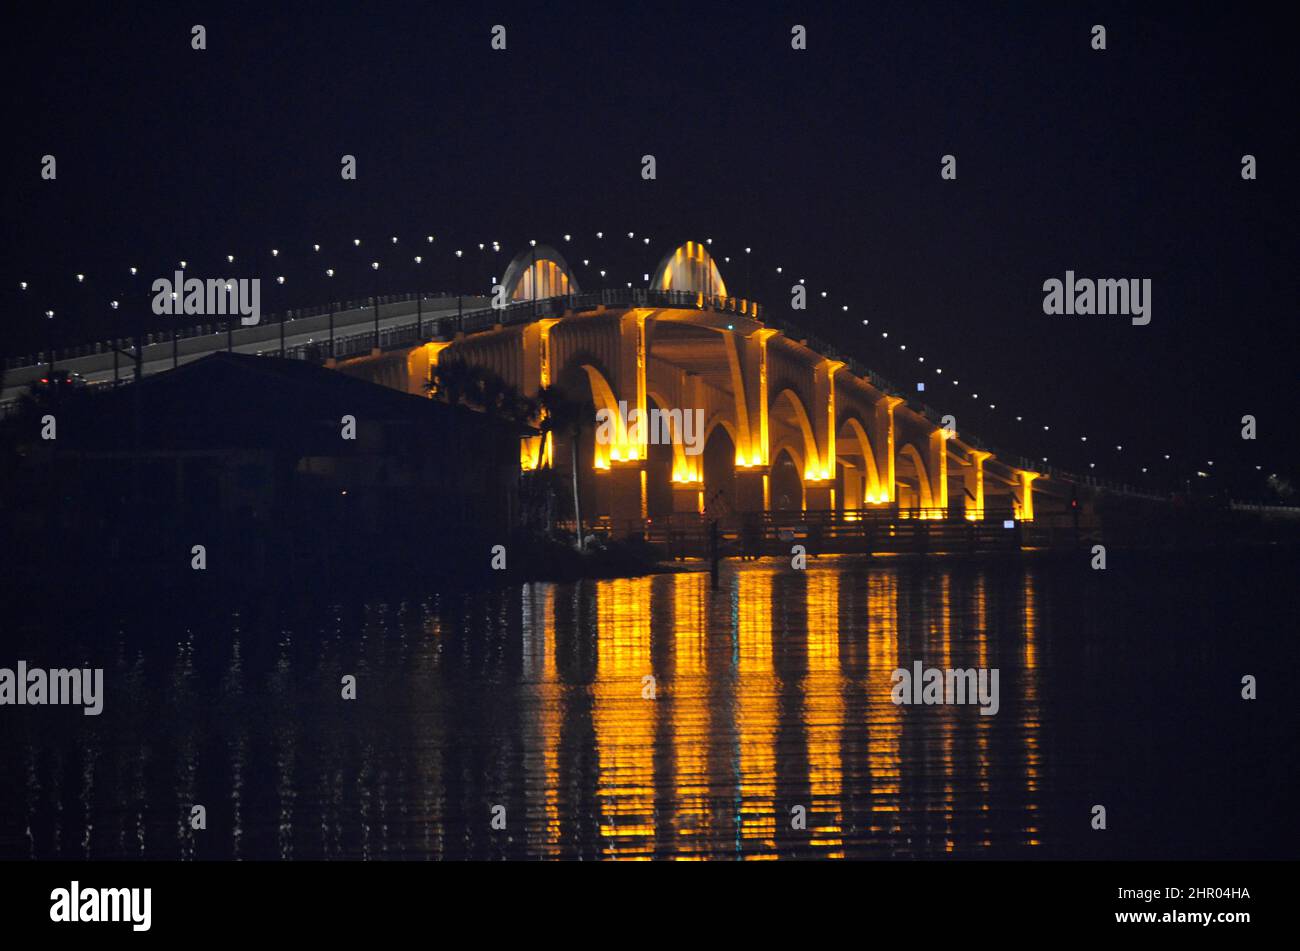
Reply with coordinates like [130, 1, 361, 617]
[566, 506, 1072, 556]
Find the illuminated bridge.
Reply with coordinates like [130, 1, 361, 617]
[331, 241, 1092, 546]
[8, 239, 1202, 551]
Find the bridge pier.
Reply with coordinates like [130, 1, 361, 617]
[672, 483, 703, 514]
[734, 468, 766, 512]
[805, 481, 834, 512]
[600, 462, 646, 525]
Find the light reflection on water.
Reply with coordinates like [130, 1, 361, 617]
[4, 553, 1289, 860]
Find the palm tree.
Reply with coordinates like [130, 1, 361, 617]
[427, 361, 538, 429]
[428, 365, 591, 549]
[537, 385, 595, 551]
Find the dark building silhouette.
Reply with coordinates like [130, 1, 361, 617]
[4, 353, 527, 589]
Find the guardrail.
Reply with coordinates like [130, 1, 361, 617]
[561, 507, 1088, 557]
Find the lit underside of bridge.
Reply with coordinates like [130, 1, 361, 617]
[335, 241, 1057, 530]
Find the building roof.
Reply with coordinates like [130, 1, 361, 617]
[59, 352, 532, 451]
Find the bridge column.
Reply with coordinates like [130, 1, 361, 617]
[812, 359, 845, 484]
[804, 480, 835, 511]
[928, 429, 950, 515]
[875, 396, 903, 503]
[963, 450, 993, 520]
[1014, 469, 1040, 522]
[734, 469, 766, 512]
[672, 483, 703, 514]
[723, 332, 758, 466]
[600, 462, 647, 529]
[617, 311, 650, 462]
[739, 329, 778, 467]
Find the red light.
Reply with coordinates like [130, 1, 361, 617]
[40, 377, 48, 384]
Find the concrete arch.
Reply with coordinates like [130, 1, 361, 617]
[554, 357, 624, 470]
[704, 414, 739, 449]
[769, 446, 805, 512]
[897, 442, 934, 511]
[769, 437, 805, 479]
[771, 387, 821, 481]
[501, 245, 580, 301]
[650, 241, 728, 298]
[647, 386, 692, 483]
[839, 415, 885, 504]
[581, 364, 629, 466]
[702, 421, 737, 515]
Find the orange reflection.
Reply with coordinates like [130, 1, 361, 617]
[669, 572, 710, 858]
[804, 568, 844, 857]
[866, 571, 902, 839]
[593, 577, 656, 857]
[521, 583, 561, 856]
[737, 568, 778, 857]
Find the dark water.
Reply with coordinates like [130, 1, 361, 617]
[3, 551, 1296, 860]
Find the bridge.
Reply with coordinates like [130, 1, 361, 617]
[331, 241, 1093, 539]
[8, 238, 1222, 550]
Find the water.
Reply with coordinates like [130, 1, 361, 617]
[3, 551, 1296, 860]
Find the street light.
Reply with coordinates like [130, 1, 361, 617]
[412, 256, 425, 338]
[109, 301, 121, 381]
[371, 261, 381, 350]
[276, 274, 286, 354]
[454, 250, 464, 331]
[325, 268, 336, 356]
[43, 308, 55, 377]
[173, 261, 184, 367]
[223, 254, 239, 351]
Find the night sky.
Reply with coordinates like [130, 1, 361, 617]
[4, 1, 1296, 493]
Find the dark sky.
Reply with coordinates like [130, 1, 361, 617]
[3, 1, 1296, 493]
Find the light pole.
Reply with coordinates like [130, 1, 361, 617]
[325, 268, 336, 357]
[173, 263, 184, 367]
[371, 260, 381, 350]
[455, 250, 464, 333]
[276, 274, 286, 353]
[127, 266, 143, 382]
[17, 281, 32, 377]
[529, 239, 538, 318]
[225, 254, 237, 351]
[44, 309, 55, 378]
[110, 299, 120, 382]
[72, 271, 88, 373]
[269, 248, 283, 354]
[412, 256, 424, 339]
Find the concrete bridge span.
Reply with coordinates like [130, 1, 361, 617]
[336, 242, 1055, 530]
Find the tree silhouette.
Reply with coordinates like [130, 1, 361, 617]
[537, 384, 596, 550]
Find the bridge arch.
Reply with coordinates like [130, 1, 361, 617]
[646, 386, 694, 484]
[551, 358, 625, 473]
[896, 442, 934, 511]
[838, 415, 885, 506]
[702, 421, 737, 515]
[501, 245, 580, 301]
[769, 446, 804, 512]
[650, 241, 728, 297]
[771, 387, 822, 481]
